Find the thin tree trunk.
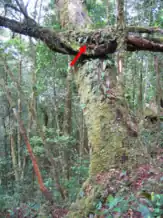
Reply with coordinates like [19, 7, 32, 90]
[79, 112, 84, 157]
[154, 56, 161, 130]
[29, 104, 67, 200]
[116, 0, 125, 29]
[23, 43, 37, 180]
[17, 59, 22, 171]
[63, 57, 72, 180]
[1, 83, 54, 204]
[2, 56, 66, 201]
[116, 0, 126, 95]
[133, 62, 136, 110]
[138, 63, 143, 116]
[10, 133, 19, 182]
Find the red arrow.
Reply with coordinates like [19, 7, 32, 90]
[70, 45, 86, 67]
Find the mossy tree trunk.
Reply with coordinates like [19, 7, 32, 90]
[56, 1, 148, 216]
[67, 57, 149, 217]
[75, 59, 143, 173]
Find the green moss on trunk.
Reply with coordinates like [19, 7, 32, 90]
[67, 59, 148, 217]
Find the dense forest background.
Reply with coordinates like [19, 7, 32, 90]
[0, 0, 163, 217]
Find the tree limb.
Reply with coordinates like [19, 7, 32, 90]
[0, 15, 75, 54]
[127, 26, 163, 35]
[0, 15, 163, 56]
[127, 36, 163, 52]
[4, 3, 21, 13]
[14, 0, 28, 18]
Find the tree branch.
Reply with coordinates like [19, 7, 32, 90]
[0, 15, 75, 54]
[0, 15, 163, 56]
[14, 0, 28, 18]
[127, 36, 163, 52]
[4, 3, 21, 13]
[127, 26, 163, 35]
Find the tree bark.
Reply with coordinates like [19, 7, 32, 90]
[0, 16, 163, 54]
[10, 133, 19, 182]
[63, 59, 72, 180]
[155, 56, 161, 131]
[17, 59, 22, 171]
[67, 58, 149, 217]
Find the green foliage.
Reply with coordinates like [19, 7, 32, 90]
[94, 192, 163, 217]
[151, 194, 163, 216]
[85, 0, 116, 27]
[63, 158, 89, 202]
[30, 136, 45, 156]
[138, 204, 151, 217]
[30, 136, 43, 147]
[5, 38, 25, 52]
[95, 194, 136, 216]
[1, 37, 26, 56]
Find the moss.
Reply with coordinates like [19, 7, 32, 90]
[67, 196, 94, 217]
[67, 180, 104, 218]
[67, 59, 148, 217]
[74, 60, 132, 175]
[70, 42, 80, 51]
